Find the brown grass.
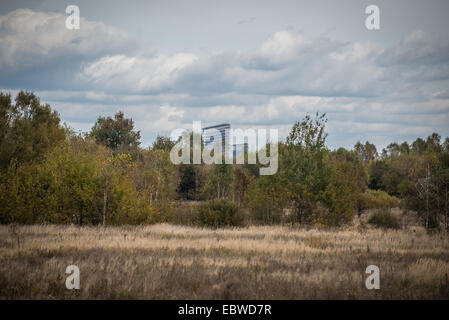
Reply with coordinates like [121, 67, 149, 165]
[0, 224, 448, 299]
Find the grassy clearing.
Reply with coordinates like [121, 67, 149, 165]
[0, 224, 448, 299]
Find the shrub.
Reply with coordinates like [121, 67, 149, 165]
[367, 210, 400, 229]
[195, 199, 244, 228]
[171, 202, 198, 226]
[246, 176, 285, 225]
[360, 189, 399, 210]
[0, 137, 159, 225]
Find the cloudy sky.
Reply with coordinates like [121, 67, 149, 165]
[1, 0, 449, 149]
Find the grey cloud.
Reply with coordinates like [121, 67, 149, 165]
[0, 8, 142, 90]
[378, 30, 449, 66]
[1, 8, 449, 150]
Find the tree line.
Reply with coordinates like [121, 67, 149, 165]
[1, 91, 448, 230]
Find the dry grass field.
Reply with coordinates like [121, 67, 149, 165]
[0, 223, 449, 299]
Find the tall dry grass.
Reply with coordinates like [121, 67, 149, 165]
[0, 224, 448, 299]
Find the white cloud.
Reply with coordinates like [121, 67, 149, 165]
[0, 8, 137, 70]
[82, 53, 197, 92]
[1, 8, 449, 149]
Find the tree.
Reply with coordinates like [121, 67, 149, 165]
[195, 199, 244, 228]
[0, 136, 107, 224]
[399, 142, 410, 155]
[175, 132, 207, 200]
[0, 134, 157, 225]
[368, 160, 386, 190]
[412, 138, 427, 155]
[89, 111, 141, 154]
[247, 174, 286, 224]
[134, 149, 176, 220]
[281, 113, 330, 223]
[433, 153, 449, 231]
[203, 164, 234, 200]
[152, 135, 175, 152]
[279, 113, 361, 226]
[177, 164, 198, 200]
[443, 137, 449, 154]
[0, 91, 66, 171]
[384, 142, 401, 158]
[354, 141, 378, 164]
[232, 166, 252, 207]
[332, 147, 368, 216]
[372, 132, 449, 230]
[320, 157, 359, 226]
[426, 132, 442, 153]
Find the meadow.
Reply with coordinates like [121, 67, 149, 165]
[1, 223, 448, 299]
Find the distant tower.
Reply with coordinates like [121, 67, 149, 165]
[202, 123, 230, 156]
[232, 142, 249, 159]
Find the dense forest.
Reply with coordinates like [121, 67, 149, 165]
[1, 91, 448, 230]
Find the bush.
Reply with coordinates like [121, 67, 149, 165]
[367, 210, 400, 229]
[195, 199, 244, 228]
[0, 137, 159, 225]
[170, 202, 198, 226]
[360, 189, 399, 210]
[246, 176, 285, 225]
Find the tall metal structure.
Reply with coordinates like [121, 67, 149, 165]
[202, 123, 249, 161]
[202, 123, 230, 155]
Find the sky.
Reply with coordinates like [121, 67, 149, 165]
[1, 0, 449, 150]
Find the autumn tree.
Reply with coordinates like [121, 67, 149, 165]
[232, 166, 252, 207]
[202, 164, 234, 200]
[331, 147, 368, 216]
[89, 111, 141, 154]
[281, 113, 330, 223]
[354, 141, 378, 165]
[152, 135, 175, 152]
[0, 91, 66, 171]
[133, 149, 176, 220]
[246, 173, 286, 224]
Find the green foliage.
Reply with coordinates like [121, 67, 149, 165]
[2, 91, 449, 231]
[0, 91, 66, 171]
[89, 111, 141, 154]
[280, 113, 362, 226]
[281, 113, 330, 223]
[319, 158, 360, 226]
[360, 189, 399, 210]
[0, 135, 158, 225]
[134, 149, 176, 220]
[367, 132, 449, 230]
[367, 210, 400, 229]
[0, 136, 105, 224]
[232, 166, 252, 207]
[101, 152, 159, 225]
[177, 165, 199, 200]
[354, 141, 378, 164]
[171, 202, 198, 226]
[151, 135, 175, 152]
[202, 164, 233, 200]
[368, 160, 387, 190]
[175, 132, 208, 200]
[331, 147, 369, 217]
[247, 174, 286, 224]
[407, 152, 449, 230]
[195, 199, 244, 228]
